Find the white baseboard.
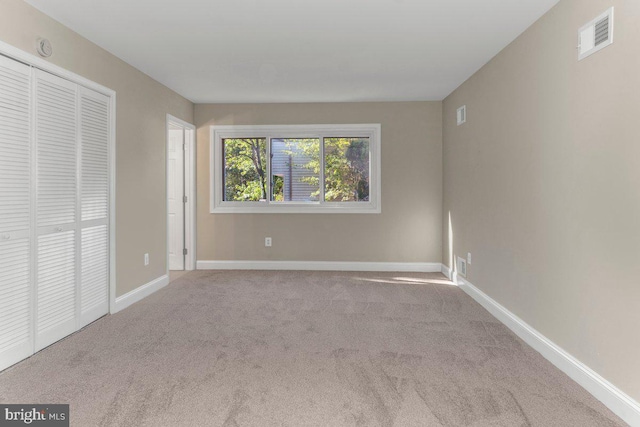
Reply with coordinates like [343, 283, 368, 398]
[111, 274, 169, 314]
[441, 263, 452, 279]
[455, 274, 640, 427]
[197, 260, 442, 273]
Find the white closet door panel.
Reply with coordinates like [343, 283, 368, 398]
[36, 230, 76, 351]
[0, 54, 32, 372]
[35, 70, 77, 228]
[0, 56, 31, 235]
[0, 236, 32, 371]
[80, 88, 109, 222]
[78, 88, 109, 326]
[79, 225, 108, 326]
[0, 54, 113, 371]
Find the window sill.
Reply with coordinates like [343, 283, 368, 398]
[210, 203, 381, 214]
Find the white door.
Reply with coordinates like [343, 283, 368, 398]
[78, 87, 110, 328]
[34, 69, 78, 351]
[0, 55, 33, 369]
[168, 124, 184, 270]
[0, 53, 112, 372]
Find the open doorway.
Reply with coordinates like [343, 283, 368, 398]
[166, 115, 196, 274]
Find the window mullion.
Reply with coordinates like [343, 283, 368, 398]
[266, 134, 271, 205]
[319, 134, 325, 204]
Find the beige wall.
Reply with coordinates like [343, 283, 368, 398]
[443, 0, 640, 402]
[196, 102, 442, 263]
[0, 0, 194, 296]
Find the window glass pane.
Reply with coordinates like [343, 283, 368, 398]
[223, 138, 268, 201]
[270, 138, 320, 202]
[324, 137, 370, 202]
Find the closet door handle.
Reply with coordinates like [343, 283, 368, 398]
[55, 226, 63, 232]
[0, 233, 10, 240]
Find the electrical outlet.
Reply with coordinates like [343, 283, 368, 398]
[144, 253, 149, 266]
[265, 237, 272, 247]
[467, 252, 472, 265]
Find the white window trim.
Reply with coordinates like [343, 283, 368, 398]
[210, 124, 381, 214]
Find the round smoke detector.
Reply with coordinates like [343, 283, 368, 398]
[36, 38, 52, 58]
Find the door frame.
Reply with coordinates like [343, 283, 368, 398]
[166, 114, 196, 272]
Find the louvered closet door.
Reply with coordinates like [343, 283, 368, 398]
[0, 56, 33, 371]
[78, 87, 109, 328]
[34, 69, 78, 352]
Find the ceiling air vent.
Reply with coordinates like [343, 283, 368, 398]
[578, 7, 614, 61]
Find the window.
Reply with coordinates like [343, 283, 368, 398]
[270, 138, 320, 202]
[222, 138, 267, 201]
[211, 124, 381, 213]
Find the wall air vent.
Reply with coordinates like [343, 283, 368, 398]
[578, 7, 614, 61]
[457, 256, 467, 278]
[456, 105, 466, 126]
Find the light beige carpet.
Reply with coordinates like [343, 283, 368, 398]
[0, 271, 626, 426]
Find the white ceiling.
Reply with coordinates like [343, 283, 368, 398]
[25, 0, 560, 103]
